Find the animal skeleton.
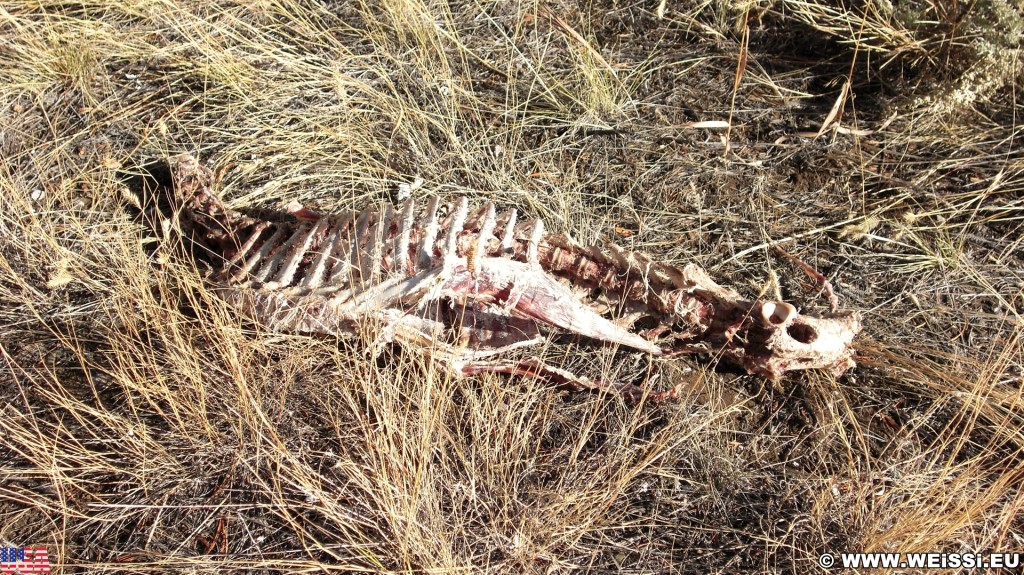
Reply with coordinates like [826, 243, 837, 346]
[166, 154, 861, 397]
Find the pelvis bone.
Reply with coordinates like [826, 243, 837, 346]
[166, 155, 861, 395]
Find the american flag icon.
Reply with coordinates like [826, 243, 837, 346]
[0, 547, 51, 574]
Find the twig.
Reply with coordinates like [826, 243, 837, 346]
[718, 215, 868, 266]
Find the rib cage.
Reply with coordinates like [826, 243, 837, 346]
[168, 154, 862, 390]
[215, 197, 592, 296]
[205, 195, 704, 322]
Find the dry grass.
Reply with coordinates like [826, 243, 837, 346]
[1, 0, 1023, 573]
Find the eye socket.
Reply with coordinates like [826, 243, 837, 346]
[787, 324, 817, 344]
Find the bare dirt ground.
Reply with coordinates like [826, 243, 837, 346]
[2, 1, 1023, 573]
